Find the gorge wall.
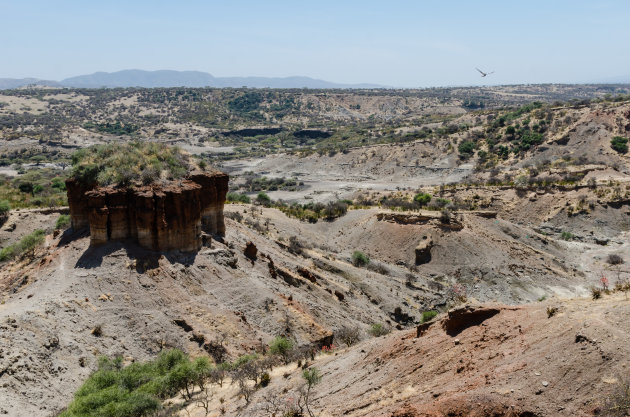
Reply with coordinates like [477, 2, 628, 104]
[65, 171, 229, 252]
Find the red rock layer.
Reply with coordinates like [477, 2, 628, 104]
[65, 171, 228, 252]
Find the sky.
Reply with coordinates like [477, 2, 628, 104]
[1, 0, 629, 87]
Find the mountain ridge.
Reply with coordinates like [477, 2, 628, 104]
[0, 69, 386, 89]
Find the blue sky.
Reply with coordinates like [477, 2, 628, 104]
[1, 0, 629, 87]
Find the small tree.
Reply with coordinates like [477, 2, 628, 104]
[269, 336, 294, 364]
[256, 192, 271, 206]
[302, 367, 322, 417]
[458, 141, 475, 158]
[413, 192, 431, 206]
[192, 356, 212, 392]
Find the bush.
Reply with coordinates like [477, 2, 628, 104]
[421, 311, 438, 323]
[366, 261, 390, 275]
[458, 141, 475, 158]
[560, 231, 574, 241]
[55, 214, 71, 230]
[0, 229, 45, 261]
[322, 200, 348, 220]
[226, 192, 251, 204]
[607, 254, 624, 265]
[611, 136, 628, 154]
[0, 200, 9, 216]
[71, 142, 191, 186]
[51, 177, 67, 191]
[428, 198, 451, 210]
[351, 250, 370, 267]
[336, 326, 361, 347]
[256, 192, 271, 206]
[368, 323, 389, 337]
[591, 286, 602, 300]
[61, 349, 193, 417]
[413, 192, 432, 206]
[269, 336, 294, 364]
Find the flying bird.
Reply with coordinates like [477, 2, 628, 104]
[475, 68, 494, 77]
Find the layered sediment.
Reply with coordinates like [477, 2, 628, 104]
[65, 171, 228, 251]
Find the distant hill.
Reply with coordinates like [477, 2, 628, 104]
[0, 78, 60, 89]
[0, 70, 384, 89]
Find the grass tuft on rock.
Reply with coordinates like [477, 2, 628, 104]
[71, 142, 192, 187]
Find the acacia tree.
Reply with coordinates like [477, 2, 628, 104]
[302, 367, 322, 417]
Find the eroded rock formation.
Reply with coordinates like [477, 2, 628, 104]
[415, 233, 433, 265]
[65, 171, 228, 252]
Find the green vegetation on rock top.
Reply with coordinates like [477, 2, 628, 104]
[71, 142, 191, 186]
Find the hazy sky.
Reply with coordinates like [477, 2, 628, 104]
[1, 0, 629, 87]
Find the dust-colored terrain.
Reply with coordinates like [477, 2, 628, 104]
[0, 86, 630, 416]
[1, 198, 628, 415]
[229, 296, 630, 417]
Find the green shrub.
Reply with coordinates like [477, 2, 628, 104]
[351, 250, 370, 267]
[226, 192, 251, 204]
[61, 349, 193, 417]
[560, 231, 574, 241]
[458, 141, 475, 157]
[413, 192, 432, 206]
[0, 200, 10, 216]
[83, 121, 139, 136]
[269, 336, 294, 364]
[421, 310, 438, 323]
[611, 136, 628, 154]
[51, 177, 67, 191]
[55, 214, 71, 230]
[232, 353, 258, 368]
[256, 192, 271, 206]
[18, 182, 34, 195]
[0, 229, 45, 261]
[368, 323, 389, 337]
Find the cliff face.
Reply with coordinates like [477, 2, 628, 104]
[65, 171, 228, 252]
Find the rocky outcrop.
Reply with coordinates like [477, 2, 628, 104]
[65, 179, 94, 230]
[65, 171, 228, 252]
[244, 241, 258, 260]
[442, 305, 501, 336]
[415, 234, 433, 265]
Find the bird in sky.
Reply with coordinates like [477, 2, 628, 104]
[475, 67, 494, 77]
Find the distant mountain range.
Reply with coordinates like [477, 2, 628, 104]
[0, 70, 385, 89]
